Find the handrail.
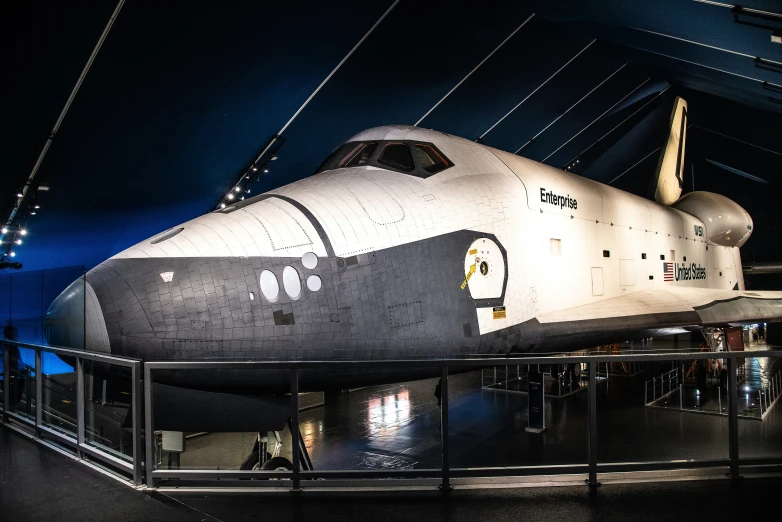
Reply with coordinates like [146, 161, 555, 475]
[5, 340, 778, 368]
[3, 340, 141, 367]
[140, 349, 782, 370]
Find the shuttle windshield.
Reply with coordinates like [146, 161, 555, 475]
[315, 140, 452, 178]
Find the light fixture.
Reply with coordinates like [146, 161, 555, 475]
[1, 227, 6, 234]
[15, 239, 22, 245]
[16, 192, 23, 198]
[9, 252, 15, 257]
[219, 203, 226, 209]
[263, 169, 269, 173]
[227, 194, 234, 200]
[34, 205, 40, 209]
[20, 229, 27, 236]
[234, 186, 241, 192]
[246, 189, 251, 194]
[252, 167, 258, 171]
[240, 196, 245, 201]
[29, 210, 36, 215]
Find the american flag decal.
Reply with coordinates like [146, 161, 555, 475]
[663, 262, 674, 281]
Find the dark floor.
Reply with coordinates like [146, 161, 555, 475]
[2, 424, 781, 522]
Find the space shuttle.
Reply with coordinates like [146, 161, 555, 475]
[45, 96, 782, 394]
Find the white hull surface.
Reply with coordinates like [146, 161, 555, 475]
[46, 124, 782, 376]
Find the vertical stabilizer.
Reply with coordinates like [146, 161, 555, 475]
[651, 96, 687, 205]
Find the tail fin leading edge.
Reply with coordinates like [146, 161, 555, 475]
[652, 96, 687, 205]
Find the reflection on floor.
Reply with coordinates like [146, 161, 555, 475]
[166, 354, 782, 471]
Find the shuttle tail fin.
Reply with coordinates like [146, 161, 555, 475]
[650, 96, 687, 205]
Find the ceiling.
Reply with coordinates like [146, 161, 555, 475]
[3, 0, 782, 272]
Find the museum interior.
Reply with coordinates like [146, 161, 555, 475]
[3, 1, 782, 520]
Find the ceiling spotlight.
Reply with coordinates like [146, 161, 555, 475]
[34, 205, 40, 209]
[16, 192, 23, 198]
[234, 186, 241, 192]
[9, 252, 15, 257]
[15, 239, 22, 245]
[227, 194, 234, 200]
[271, 156, 278, 161]
[240, 196, 245, 201]
[576, 159, 580, 163]
[29, 211, 36, 215]
[252, 167, 258, 171]
[263, 169, 269, 173]
[20, 229, 27, 236]
[1, 227, 6, 234]
[246, 189, 251, 194]
[219, 203, 226, 209]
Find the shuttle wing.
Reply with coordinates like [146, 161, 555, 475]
[535, 287, 782, 345]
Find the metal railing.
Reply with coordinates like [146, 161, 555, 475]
[1, 340, 143, 486]
[645, 368, 681, 406]
[4, 341, 782, 491]
[761, 370, 782, 420]
[144, 349, 782, 491]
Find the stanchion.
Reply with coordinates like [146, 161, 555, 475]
[726, 357, 741, 480]
[291, 369, 301, 492]
[440, 364, 452, 492]
[586, 361, 600, 487]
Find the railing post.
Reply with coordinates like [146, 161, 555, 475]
[131, 361, 143, 487]
[76, 357, 85, 459]
[3, 345, 9, 421]
[440, 364, 451, 492]
[35, 349, 42, 437]
[727, 356, 741, 480]
[144, 363, 155, 488]
[290, 368, 301, 492]
[586, 361, 600, 487]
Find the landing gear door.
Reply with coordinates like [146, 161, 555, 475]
[463, 237, 506, 302]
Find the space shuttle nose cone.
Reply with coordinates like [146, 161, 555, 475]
[46, 277, 110, 353]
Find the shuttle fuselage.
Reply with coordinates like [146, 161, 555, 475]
[46, 125, 768, 390]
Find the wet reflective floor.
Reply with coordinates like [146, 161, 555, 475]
[297, 366, 782, 470]
[163, 341, 782, 472]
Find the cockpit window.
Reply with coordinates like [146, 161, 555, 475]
[341, 142, 377, 168]
[315, 139, 453, 178]
[413, 144, 451, 174]
[377, 143, 415, 172]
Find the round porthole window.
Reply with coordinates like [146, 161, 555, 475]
[306, 275, 322, 292]
[259, 270, 279, 302]
[302, 252, 318, 269]
[283, 266, 302, 300]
